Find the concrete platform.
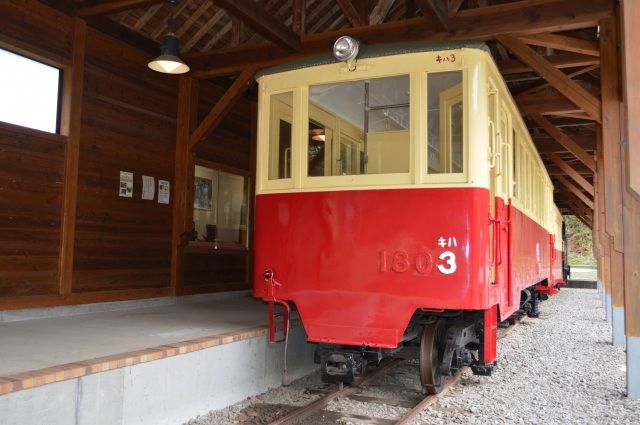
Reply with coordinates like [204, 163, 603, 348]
[0, 292, 317, 425]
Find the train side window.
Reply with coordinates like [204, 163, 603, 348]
[268, 92, 294, 180]
[308, 75, 409, 176]
[427, 71, 463, 174]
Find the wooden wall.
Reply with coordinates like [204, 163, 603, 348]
[0, 0, 254, 309]
[72, 28, 177, 293]
[181, 82, 255, 294]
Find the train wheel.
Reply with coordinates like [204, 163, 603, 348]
[420, 319, 446, 395]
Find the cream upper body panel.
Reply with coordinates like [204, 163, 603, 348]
[255, 43, 560, 234]
[256, 47, 490, 195]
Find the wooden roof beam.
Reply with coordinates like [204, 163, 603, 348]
[555, 174, 594, 210]
[448, 0, 464, 14]
[496, 35, 602, 122]
[369, 0, 397, 25]
[189, 67, 257, 151]
[215, 0, 301, 52]
[518, 33, 600, 57]
[514, 64, 600, 97]
[77, 0, 162, 17]
[529, 113, 596, 172]
[293, 0, 306, 35]
[516, 92, 583, 116]
[336, 0, 364, 27]
[188, 0, 612, 77]
[414, 0, 448, 30]
[546, 152, 594, 196]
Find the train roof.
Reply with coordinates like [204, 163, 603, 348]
[255, 40, 489, 79]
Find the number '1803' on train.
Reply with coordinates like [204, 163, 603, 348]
[253, 37, 568, 394]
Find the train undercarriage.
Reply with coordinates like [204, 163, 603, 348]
[315, 284, 550, 394]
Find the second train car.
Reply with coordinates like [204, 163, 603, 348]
[253, 38, 566, 394]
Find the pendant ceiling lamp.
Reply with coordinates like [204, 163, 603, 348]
[148, 0, 189, 74]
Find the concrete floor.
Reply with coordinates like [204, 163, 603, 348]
[0, 294, 268, 376]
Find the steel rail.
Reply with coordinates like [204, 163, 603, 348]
[268, 358, 404, 425]
[269, 318, 524, 425]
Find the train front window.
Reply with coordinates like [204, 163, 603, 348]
[307, 75, 410, 176]
[427, 71, 464, 174]
[269, 91, 293, 180]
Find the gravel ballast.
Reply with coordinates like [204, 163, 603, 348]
[186, 288, 640, 424]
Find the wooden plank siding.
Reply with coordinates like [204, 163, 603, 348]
[0, 0, 254, 308]
[0, 124, 65, 297]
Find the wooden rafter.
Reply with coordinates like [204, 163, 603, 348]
[515, 64, 600, 96]
[555, 175, 594, 210]
[202, 20, 233, 51]
[231, 19, 243, 47]
[77, 0, 162, 17]
[546, 152, 594, 196]
[498, 53, 599, 75]
[176, 1, 211, 38]
[370, 0, 397, 25]
[448, 0, 464, 14]
[518, 33, 600, 57]
[151, 0, 191, 38]
[132, 2, 163, 31]
[516, 92, 583, 116]
[215, 0, 301, 52]
[563, 195, 593, 225]
[529, 113, 596, 172]
[336, 0, 364, 27]
[293, 0, 306, 35]
[496, 35, 602, 122]
[183, 9, 226, 52]
[309, 1, 344, 33]
[414, 0, 448, 30]
[189, 67, 257, 151]
[188, 0, 612, 77]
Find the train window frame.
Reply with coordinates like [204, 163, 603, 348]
[424, 70, 468, 183]
[301, 72, 415, 189]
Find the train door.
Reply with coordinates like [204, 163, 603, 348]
[498, 105, 513, 308]
[488, 86, 498, 287]
[489, 83, 512, 311]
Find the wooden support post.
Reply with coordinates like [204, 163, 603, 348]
[170, 77, 198, 294]
[621, 0, 640, 399]
[58, 18, 86, 295]
[600, 18, 625, 252]
[599, 16, 626, 348]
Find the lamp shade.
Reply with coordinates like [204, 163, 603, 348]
[148, 32, 190, 74]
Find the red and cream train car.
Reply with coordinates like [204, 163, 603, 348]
[253, 40, 566, 394]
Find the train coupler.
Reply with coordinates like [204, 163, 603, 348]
[318, 346, 365, 384]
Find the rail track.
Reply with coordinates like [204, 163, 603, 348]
[267, 318, 524, 425]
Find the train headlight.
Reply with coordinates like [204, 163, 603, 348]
[333, 36, 359, 62]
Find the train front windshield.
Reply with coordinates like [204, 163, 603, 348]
[261, 62, 469, 190]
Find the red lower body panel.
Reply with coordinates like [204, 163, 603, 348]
[254, 188, 563, 348]
[254, 187, 491, 348]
